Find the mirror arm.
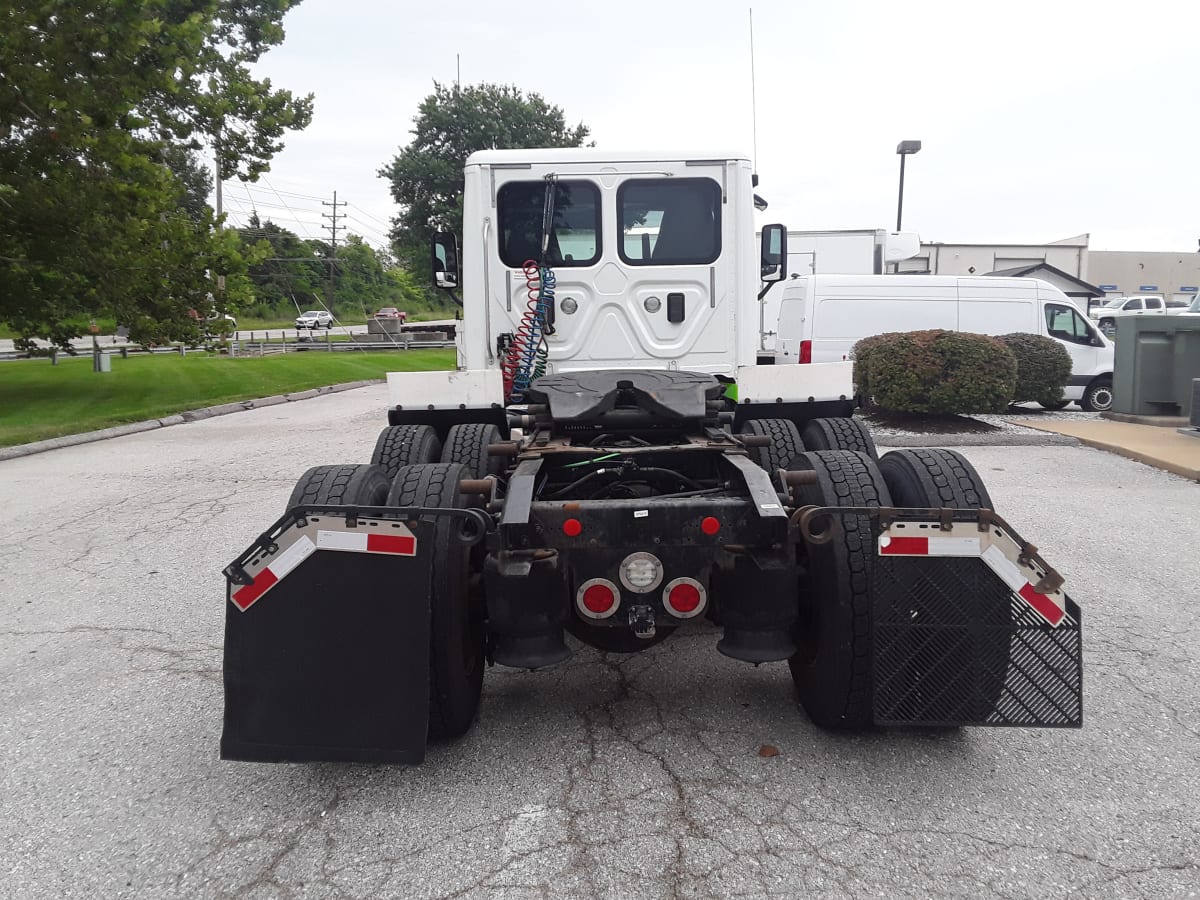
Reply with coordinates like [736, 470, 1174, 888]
[440, 287, 463, 307]
[757, 281, 778, 302]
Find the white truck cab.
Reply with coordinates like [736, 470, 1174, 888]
[404, 149, 856, 423]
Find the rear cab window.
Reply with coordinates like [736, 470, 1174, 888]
[618, 178, 721, 265]
[496, 180, 601, 268]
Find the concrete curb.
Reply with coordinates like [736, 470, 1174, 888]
[874, 432, 1079, 448]
[0, 379, 383, 462]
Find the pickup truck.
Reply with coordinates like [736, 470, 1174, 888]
[1088, 295, 1175, 335]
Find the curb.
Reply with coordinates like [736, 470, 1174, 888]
[0, 379, 383, 462]
[871, 432, 1079, 448]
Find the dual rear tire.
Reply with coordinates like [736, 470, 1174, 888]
[789, 447, 997, 729]
[285, 457, 485, 742]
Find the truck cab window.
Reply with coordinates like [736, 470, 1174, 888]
[497, 180, 600, 268]
[1045, 304, 1096, 345]
[618, 178, 721, 265]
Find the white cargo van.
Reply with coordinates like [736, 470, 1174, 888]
[773, 275, 1115, 411]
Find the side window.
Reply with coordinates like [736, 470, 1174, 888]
[1146, 298, 1163, 310]
[496, 180, 600, 268]
[1125, 298, 1143, 311]
[618, 178, 721, 266]
[1045, 304, 1095, 345]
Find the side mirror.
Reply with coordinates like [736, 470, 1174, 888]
[760, 223, 788, 282]
[431, 232, 460, 290]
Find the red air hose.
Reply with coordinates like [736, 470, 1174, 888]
[501, 259, 545, 400]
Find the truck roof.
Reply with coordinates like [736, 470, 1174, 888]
[465, 148, 751, 166]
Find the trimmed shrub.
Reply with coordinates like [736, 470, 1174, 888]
[997, 332, 1073, 407]
[852, 330, 1017, 414]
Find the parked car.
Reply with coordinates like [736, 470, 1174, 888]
[1087, 295, 1170, 335]
[1179, 295, 1200, 316]
[374, 307, 408, 322]
[295, 310, 334, 329]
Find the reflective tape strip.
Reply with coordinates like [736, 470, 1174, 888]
[979, 543, 1065, 627]
[981, 544, 1025, 591]
[879, 526, 1067, 628]
[231, 535, 316, 612]
[317, 528, 416, 556]
[879, 535, 982, 557]
[1018, 583, 1065, 627]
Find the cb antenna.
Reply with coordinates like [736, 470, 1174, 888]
[749, 8, 758, 174]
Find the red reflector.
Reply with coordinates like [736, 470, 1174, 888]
[563, 518, 582, 537]
[366, 533, 416, 555]
[667, 583, 701, 614]
[700, 516, 720, 536]
[799, 340, 812, 364]
[582, 583, 616, 614]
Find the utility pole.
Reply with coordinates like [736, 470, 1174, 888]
[321, 190, 346, 314]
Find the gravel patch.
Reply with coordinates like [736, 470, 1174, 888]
[861, 404, 1098, 447]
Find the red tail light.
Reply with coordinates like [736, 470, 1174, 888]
[799, 340, 812, 364]
[662, 578, 707, 618]
[576, 578, 619, 619]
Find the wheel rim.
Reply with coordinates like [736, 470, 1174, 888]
[1090, 386, 1113, 411]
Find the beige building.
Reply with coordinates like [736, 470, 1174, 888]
[896, 234, 1200, 310]
[1086, 250, 1200, 306]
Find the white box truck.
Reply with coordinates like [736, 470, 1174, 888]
[773, 274, 1115, 411]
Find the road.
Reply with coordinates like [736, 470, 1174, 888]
[1, 386, 1198, 899]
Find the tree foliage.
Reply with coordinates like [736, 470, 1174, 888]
[234, 218, 431, 320]
[0, 0, 313, 347]
[380, 82, 590, 262]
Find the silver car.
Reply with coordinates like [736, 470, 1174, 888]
[295, 310, 333, 329]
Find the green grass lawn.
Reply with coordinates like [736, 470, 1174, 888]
[0, 349, 455, 447]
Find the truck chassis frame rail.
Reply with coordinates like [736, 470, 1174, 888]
[794, 504, 1082, 728]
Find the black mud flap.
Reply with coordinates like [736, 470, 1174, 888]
[798, 507, 1084, 728]
[220, 505, 486, 764]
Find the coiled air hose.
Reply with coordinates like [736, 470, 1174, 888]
[501, 261, 554, 401]
[501, 176, 558, 402]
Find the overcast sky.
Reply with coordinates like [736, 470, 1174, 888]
[219, 0, 1200, 254]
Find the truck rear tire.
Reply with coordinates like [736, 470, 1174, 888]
[801, 417, 878, 460]
[371, 425, 441, 479]
[286, 464, 391, 512]
[387, 463, 484, 740]
[440, 423, 504, 479]
[788, 450, 891, 729]
[876, 448, 1007, 722]
[739, 418, 804, 472]
[877, 448, 993, 510]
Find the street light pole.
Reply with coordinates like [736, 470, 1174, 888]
[895, 139, 922, 232]
[894, 140, 922, 272]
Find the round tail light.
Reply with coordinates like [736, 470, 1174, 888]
[576, 578, 620, 619]
[663, 577, 707, 619]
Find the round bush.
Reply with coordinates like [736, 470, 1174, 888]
[853, 330, 1017, 414]
[997, 333, 1073, 407]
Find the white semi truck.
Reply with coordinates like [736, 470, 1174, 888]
[221, 149, 1082, 765]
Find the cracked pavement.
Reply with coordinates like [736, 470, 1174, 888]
[2, 384, 1198, 899]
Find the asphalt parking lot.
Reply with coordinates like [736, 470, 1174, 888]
[1, 384, 1197, 899]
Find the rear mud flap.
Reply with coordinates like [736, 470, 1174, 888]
[798, 507, 1083, 728]
[220, 505, 486, 764]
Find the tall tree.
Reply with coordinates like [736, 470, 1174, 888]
[0, 0, 313, 346]
[380, 83, 590, 263]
